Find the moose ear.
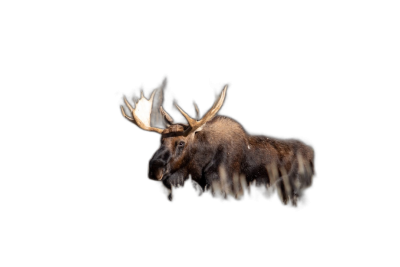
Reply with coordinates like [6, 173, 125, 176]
[160, 106, 175, 126]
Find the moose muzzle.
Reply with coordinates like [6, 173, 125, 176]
[147, 160, 166, 181]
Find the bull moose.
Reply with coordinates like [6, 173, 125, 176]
[120, 80, 315, 206]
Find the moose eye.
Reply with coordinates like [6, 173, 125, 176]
[178, 141, 185, 147]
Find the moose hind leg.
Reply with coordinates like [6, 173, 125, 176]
[289, 174, 300, 206]
[276, 179, 289, 205]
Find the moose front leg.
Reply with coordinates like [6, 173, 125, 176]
[168, 169, 187, 187]
[190, 179, 204, 197]
[162, 179, 173, 201]
[162, 171, 185, 201]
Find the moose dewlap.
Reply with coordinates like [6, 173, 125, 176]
[121, 82, 315, 206]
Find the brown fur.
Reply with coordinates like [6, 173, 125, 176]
[148, 116, 315, 205]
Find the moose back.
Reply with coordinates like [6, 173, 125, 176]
[120, 82, 315, 206]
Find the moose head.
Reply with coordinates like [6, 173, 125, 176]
[121, 83, 227, 179]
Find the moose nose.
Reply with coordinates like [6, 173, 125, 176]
[148, 160, 166, 180]
[149, 159, 166, 168]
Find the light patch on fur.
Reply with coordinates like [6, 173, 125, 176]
[266, 162, 279, 185]
[248, 145, 251, 149]
[195, 125, 204, 132]
[296, 151, 312, 179]
[232, 173, 246, 199]
[134, 94, 153, 126]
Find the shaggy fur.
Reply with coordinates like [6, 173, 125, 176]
[149, 116, 314, 205]
[121, 81, 315, 205]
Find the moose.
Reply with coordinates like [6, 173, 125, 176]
[120, 81, 315, 205]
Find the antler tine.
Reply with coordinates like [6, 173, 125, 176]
[176, 85, 228, 135]
[120, 105, 134, 121]
[160, 106, 174, 125]
[174, 103, 197, 127]
[193, 85, 227, 124]
[199, 85, 227, 123]
[194, 102, 200, 120]
[124, 96, 134, 112]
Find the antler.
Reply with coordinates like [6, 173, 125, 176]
[160, 106, 174, 125]
[175, 85, 228, 136]
[120, 90, 164, 134]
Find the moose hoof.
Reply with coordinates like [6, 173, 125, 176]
[292, 194, 299, 208]
[190, 180, 203, 197]
[221, 191, 228, 200]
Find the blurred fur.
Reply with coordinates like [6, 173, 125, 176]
[123, 80, 315, 206]
[153, 116, 314, 206]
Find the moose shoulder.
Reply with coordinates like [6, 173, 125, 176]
[121, 84, 314, 206]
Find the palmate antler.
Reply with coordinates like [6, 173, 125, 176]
[120, 91, 164, 134]
[175, 85, 228, 136]
[121, 84, 228, 135]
